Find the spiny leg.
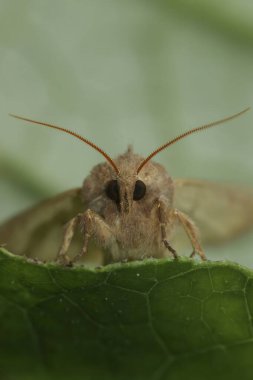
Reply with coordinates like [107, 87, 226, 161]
[73, 209, 115, 264]
[162, 229, 178, 258]
[174, 209, 206, 261]
[70, 231, 90, 264]
[57, 209, 115, 266]
[156, 199, 178, 259]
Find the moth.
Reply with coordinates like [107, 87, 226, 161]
[1, 108, 253, 267]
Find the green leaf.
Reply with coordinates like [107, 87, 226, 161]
[1, 247, 253, 380]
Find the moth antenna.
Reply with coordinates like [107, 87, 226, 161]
[137, 107, 250, 174]
[9, 114, 120, 174]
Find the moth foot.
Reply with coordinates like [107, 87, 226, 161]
[190, 250, 195, 259]
[56, 254, 72, 267]
[190, 250, 207, 261]
[163, 240, 178, 259]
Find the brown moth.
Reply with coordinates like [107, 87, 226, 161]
[1, 108, 253, 266]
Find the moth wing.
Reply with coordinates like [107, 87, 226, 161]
[0, 188, 89, 262]
[174, 178, 253, 245]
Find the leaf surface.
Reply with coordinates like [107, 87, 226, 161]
[1, 248, 253, 380]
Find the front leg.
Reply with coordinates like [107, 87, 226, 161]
[57, 214, 82, 265]
[156, 198, 178, 259]
[174, 209, 206, 261]
[57, 209, 115, 265]
[73, 209, 115, 264]
[155, 199, 206, 261]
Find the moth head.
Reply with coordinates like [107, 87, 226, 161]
[104, 148, 148, 214]
[81, 148, 152, 215]
[105, 178, 146, 213]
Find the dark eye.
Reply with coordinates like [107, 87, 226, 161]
[105, 180, 120, 203]
[133, 180, 146, 201]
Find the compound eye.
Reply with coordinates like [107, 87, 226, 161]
[105, 180, 120, 203]
[133, 180, 146, 201]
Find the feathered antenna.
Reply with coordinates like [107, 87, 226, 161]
[137, 107, 250, 174]
[9, 114, 120, 174]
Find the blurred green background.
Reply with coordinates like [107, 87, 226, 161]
[1, 0, 253, 265]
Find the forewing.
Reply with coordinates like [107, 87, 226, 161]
[0, 188, 84, 262]
[174, 179, 253, 245]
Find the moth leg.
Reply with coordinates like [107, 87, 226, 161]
[156, 199, 178, 259]
[56, 213, 83, 265]
[70, 228, 90, 264]
[72, 209, 115, 264]
[174, 209, 206, 261]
